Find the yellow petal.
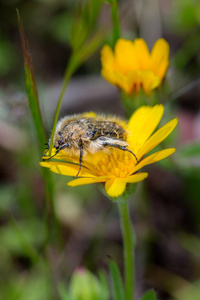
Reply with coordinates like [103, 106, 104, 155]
[125, 172, 148, 183]
[126, 70, 141, 94]
[101, 68, 118, 86]
[131, 153, 158, 173]
[82, 112, 97, 118]
[142, 148, 176, 166]
[102, 69, 137, 94]
[127, 105, 164, 152]
[42, 148, 80, 164]
[112, 70, 132, 93]
[151, 38, 170, 80]
[101, 45, 115, 72]
[101, 68, 119, 86]
[40, 161, 95, 177]
[115, 39, 139, 73]
[105, 178, 126, 197]
[130, 148, 176, 173]
[101, 45, 118, 86]
[134, 39, 151, 69]
[141, 70, 160, 95]
[139, 118, 178, 156]
[131, 148, 175, 174]
[67, 176, 109, 187]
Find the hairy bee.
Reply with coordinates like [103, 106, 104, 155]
[43, 113, 138, 177]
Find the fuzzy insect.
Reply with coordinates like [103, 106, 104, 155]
[43, 114, 138, 178]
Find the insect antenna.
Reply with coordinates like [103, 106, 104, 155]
[124, 148, 139, 164]
[102, 142, 139, 164]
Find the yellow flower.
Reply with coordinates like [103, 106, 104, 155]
[40, 105, 177, 198]
[101, 38, 169, 95]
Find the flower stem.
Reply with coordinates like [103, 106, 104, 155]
[110, 0, 121, 47]
[118, 200, 135, 300]
[49, 54, 77, 155]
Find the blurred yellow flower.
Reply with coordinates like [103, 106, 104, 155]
[40, 105, 177, 198]
[101, 38, 170, 95]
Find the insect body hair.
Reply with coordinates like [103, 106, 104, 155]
[43, 113, 138, 177]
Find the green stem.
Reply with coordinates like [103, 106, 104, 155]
[110, 0, 121, 47]
[43, 168, 59, 246]
[49, 55, 77, 154]
[118, 200, 135, 300]
[49, 30, 104, 155]
[49, 76, 70, 152]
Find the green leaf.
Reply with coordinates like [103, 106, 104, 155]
[76, 29, 105, 66]
[70, 0, 102, 51]
[109, 259, 125, 300]
[140, 289, 157, 300]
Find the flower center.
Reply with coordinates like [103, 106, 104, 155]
[84, 150, 136, 178]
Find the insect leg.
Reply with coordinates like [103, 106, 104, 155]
[75, 144, 83, 178]
[102, 143, 138, 164]
[42, 147, 50, 157]
[42, 139, 51, 157]
[42, 143, 70, 161]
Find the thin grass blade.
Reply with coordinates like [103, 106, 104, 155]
[17, 9, 46, 154]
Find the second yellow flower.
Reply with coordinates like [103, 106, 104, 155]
[101, 38, 169, 96]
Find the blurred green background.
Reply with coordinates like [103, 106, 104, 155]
[0, 1, 200, 299]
